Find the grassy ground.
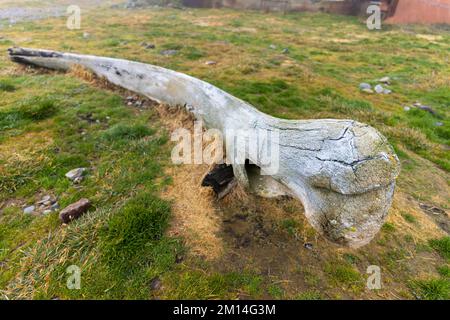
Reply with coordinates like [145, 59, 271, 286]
[0, 4, 449, 299]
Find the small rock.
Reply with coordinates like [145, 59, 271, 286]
[23, 206, 35, 214]
[403, 106, 411, 111]
[205, 61, 217, 66]
[378, 76, 390, 84]
[359, 83, 371, 90]
[73, 176, 84, 184]
[65, 168, 87, 181]
[175, 254, 184, 264]
[362, 88, 374, 94]
[269, 44, 277, 50]
[43, 210, 52, 215]
[374, 84, 384, 94]
[382, 88, 392, 94]
[59, 198, 91, 224]
[160, 49, 178, 56]
[419, 203, 446, 216]
[417, 105, 437, 116]
[304, 242, 313, 250]
[281, 48, 289, 54]
[150, 277, 162, 291]
[83, 32, 90, 39]
[435, 122, 443, 127]
[51, 202, 60, 211]
[38, 195, 51, 204]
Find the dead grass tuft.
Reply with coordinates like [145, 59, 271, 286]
[162, 164, 224, 260]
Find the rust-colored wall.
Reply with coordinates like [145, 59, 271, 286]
[386, 0, 450, 24]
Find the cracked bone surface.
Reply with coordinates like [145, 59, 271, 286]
[8, 47, 401, 248]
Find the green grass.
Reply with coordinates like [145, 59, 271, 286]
[163, 271, 263, 299]
[410, 278, 450, 300]
[429, 237, 450, 261]
[102, 123, 154, 141]
[295, 291, 323, 300]
[437, 265, 450, 279]
[0, 79, 16, 92]
[402, 212, 417, 224]
[268, 283, 285, 299]
[324, 262, 364, 291]
[343, 253, 359, 265]
[101, 193, 171, 269]
[382, 222, 396, 233]
[0, 97, 57, 131]
[280, 218, 299, 236]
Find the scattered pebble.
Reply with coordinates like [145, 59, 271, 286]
[23, 206, 35, 214]
[125, 95, 154, 109]
[417, 104, 436, 115]
[281, 48, 289, 54]
[304, 242, 313, 250]
[141, 42, 155, 49]
[404, 106, 411, 111]
[160, 49, 178, 56]
[59, 198, 91, 224]
[378, 76, 390, 84]
[83, 32, 90, 39]
[359, 83, 371, 90]
[150, 277, 162, 291]
[38, 195, 51, 204]
[269, 44, 277, 50]
[65, 168, 87, 182]
[374, 84, 384, 94]
[205, 60, 217, 66]
[43, 210, 52, 215]
[435, 122, 443, 127]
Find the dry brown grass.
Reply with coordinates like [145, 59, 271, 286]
[388, 191, 446, 242]
[0, 128, 53, 165]
[162, 164, 225, 260]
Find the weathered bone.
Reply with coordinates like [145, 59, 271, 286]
[8, 47, 401, 248]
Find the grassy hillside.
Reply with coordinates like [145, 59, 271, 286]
[0, 5, 449, 299]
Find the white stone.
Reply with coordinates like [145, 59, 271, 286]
[359, 83, 371, 90]
[378, 76, 390, 84]
[65, 168, 86, 181]
[23, 206, 35, 214]
[374, 84, 384, 94]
